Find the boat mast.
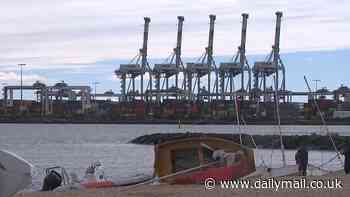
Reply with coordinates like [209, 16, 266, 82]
[272, 11, 286, 167]
[272, 12, 287, 166]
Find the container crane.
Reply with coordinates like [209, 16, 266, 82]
[219, 13, 251, 100]
[252, 11, 286, 102]
[115, 17, 152, 101]
[186, 14, 218, 101]
[153, 16, 185, 102]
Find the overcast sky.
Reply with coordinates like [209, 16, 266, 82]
[0, 0, 349, 89]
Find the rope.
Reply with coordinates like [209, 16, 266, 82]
[273, 75, 286, 167]
[241, 118, 258, 149]
[231, 80, 242, 145]
[240, 117, 267, 167]
[308, 164, 331, 174]
[269, 126, 279, 167]
[307, 154, 343, 175]
[313, 154, 339, 170]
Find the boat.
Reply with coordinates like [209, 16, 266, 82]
[0, 150, 33, 197]
[153, 136, 256, 184]
[43, 162, 152, 192]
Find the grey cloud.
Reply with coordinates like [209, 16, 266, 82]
[0, 0, 350, 70]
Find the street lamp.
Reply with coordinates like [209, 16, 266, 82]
[18, 64, 26, 105]
[313, 79, 321, 92]
[313, 79, 321, 99]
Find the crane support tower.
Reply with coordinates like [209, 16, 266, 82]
[219, 13, 251, 100]
[153, 16, 185, 102]
[186, 14, 218, 101]
[252, 11, 286, 102]
[115, 17, 152, 101]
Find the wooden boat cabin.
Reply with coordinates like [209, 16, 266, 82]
[154, 137, 256, 184]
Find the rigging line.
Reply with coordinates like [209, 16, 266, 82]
[274, 75, 286, 167]
[269, 131, 281, 167]
[240, 117, 267, 166]
[307, 164, 331, 174]
[232, 79, 242, 145]
[270, 146, 274, 167]
[303, 76, 344, 166]
[241, 117, 257, 149]
[269, 111, 282, 167]
[316, 154, 339, 169]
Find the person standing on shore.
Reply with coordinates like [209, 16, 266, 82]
[295, 146, 308, 176]
[341, 144, 350, 174]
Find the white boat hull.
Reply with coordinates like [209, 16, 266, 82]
[0, 150, 32, 197]
[112, 174, 153, 186]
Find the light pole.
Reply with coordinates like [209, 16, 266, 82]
[93, 82, 99, 101]
[18, 64, 26, 106]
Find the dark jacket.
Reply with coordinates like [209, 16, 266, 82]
[342, 145, 350, 174]
[295, 147, 308, 167]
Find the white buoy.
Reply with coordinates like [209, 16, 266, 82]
[0, 150, 33, 197]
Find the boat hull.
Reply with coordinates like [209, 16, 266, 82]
[154, 137, 255, 184]
[0, 150, 32, 197]
[170, 161, 250, 184]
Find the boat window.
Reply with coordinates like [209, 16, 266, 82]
[171, 148, 199, 173]
[202, 148, 215, 163]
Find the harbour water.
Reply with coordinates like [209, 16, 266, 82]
[0, 124, 348, 190]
